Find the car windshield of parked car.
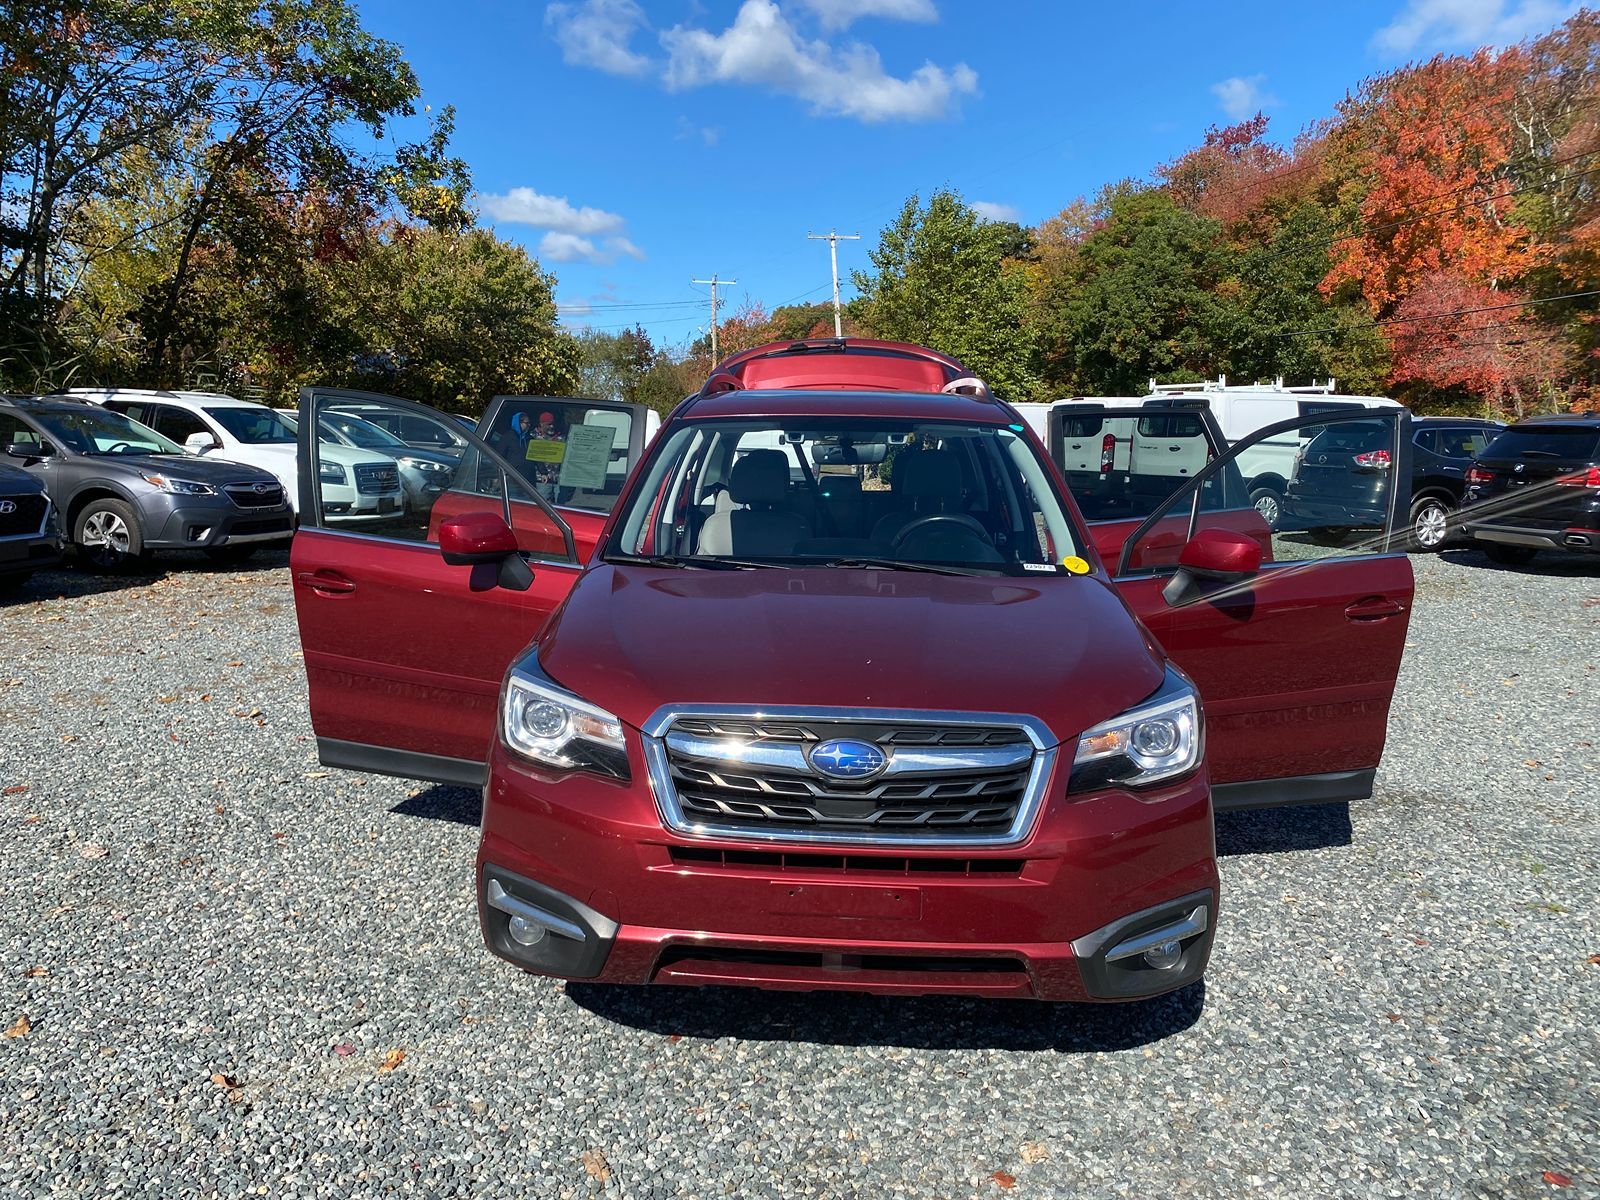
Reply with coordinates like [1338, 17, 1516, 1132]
[608, 418, 1081, 574]
[32, 407, 183, 456]
[318, 413, 406, 450]
[205, 406, 296, 445]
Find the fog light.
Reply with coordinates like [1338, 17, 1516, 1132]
[1143, 939, 1183, 970]
[506, 914, 547, 946]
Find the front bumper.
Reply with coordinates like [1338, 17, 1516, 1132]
[476, 741, 1219, 1002]
[145, 500, 294, 550]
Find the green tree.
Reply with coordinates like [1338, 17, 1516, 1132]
[575, 325, 656, 402]
[852, 190, 1039, 399]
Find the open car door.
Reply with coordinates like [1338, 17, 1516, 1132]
[1112, 408, 1416, 810]
[473, 395, 657, 559]
[292, 388, 583, 787]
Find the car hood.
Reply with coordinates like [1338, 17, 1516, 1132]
[537, 566, 1167, 745]
[81, 452, 283, 486]
[382, 446, 458, 468]
[0, 463, 45, 494]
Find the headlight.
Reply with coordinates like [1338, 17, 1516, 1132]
[319, 461, 347, 483]
[398, 456, 450, 474]
[1070, 671, 1202, 792]
[502, 661, 629, 779]
[141, 474, 216, 496]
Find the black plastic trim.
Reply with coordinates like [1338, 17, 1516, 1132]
[1212, 767, 1375, 812]
[479, 864, 619, 979]
[1071, 889, 1214, 1000]
[316, 736, 485, 786]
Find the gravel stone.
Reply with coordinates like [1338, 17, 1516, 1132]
[0, 545, 1595, 1198]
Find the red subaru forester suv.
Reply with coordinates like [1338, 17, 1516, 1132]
[291, 342, 1414, 1002]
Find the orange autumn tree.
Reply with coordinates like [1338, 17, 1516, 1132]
[1322, 52, 1544, 315]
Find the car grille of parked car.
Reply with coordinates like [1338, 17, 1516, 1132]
[223, 482, 286, 509]
[646, 713, 1052, 846]
[354, 464, 400, 495]
[0, 494, 49, 538]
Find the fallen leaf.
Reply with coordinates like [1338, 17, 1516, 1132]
[23, 966, 48, 978]
[305, 771, 330, 779]
[1019, 1141, 1049, 1163]
[210, 1073, 237, 1089]
[992, 1170, 1017, 1190]
[333, 1042, 355, 1057]
[666, 1033, 683, 1043]
[1385, 1013, 1402, 1022]
[3, 784, 28, 795]
[214, 806, 225, 815]
[1413, 938, 1430, 946]
[1543, 1171, 1573, 1187]
[378, 1048, 406, 1073]
[1585, 954, 1600, 965]
[199, 694, 211, 702]
[580, 1150, 611, 1183]
[4, 1014, 30, 1038]
[79, 844, 108, 860]
[59, 734, 77, 743]
[225, 661, 243, 667]
[157, 695, 177, 704]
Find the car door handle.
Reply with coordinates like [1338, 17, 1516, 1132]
[296, 570, 356, 596]
[1345, 596, 1405, 622]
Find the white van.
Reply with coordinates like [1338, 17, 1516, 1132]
[1147, 377, 1403, 528]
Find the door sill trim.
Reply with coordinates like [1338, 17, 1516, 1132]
[1213, 768, 1375, 812]
[318, 737, 486, 787]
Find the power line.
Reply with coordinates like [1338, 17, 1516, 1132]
[1268, 287, 1600, 339]
[691, 273, 737, 360]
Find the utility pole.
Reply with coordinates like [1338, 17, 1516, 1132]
[691, 273, 737, 362]
[807, 229, 860, 337]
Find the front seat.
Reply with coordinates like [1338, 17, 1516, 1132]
[698, 449, 809, 556]
[871, 449, 967, 545]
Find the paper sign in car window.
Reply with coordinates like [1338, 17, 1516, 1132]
[524, 438, 565, 464]
[557, 423, 615, 491]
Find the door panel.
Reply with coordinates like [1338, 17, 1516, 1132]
[1114, 408, 1415, 806]
[292, 388, 581, 783]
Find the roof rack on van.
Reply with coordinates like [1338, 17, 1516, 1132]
[1148, 374, 1338, 395]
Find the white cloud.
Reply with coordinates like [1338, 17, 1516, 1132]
[1373, 0, 1578, 53]
[478, 187, 627, 236]
[674, 116, 722, 145]
[794, 0, 939, 32]
[661, 0, 976, 123]
[545, 0, 653, 76]
[972, 200, 1021, 223]
[538, 232, 647, 266]
[1210, 74, 1277, 120]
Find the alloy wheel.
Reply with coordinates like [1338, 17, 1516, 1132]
[80, 509, 132, 567]
[1414, 501, 1449, 549]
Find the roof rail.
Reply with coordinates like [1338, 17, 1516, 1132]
[939, 375, 994, 400]
[698, 372, 745, 396]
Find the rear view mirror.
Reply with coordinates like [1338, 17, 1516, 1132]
[6, 441, 52, 459]
[185, 432, 220, 454]
[439, 511, 532, 591]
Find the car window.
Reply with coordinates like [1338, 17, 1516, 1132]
[483, 399, 640, 514]
[1056, 410, 1216, 522]
[1434, 428, 1492, 458]
[29, 406, 184, 455]
[1482, 426, 1600, 460]
[320, 413, 407, 449]
[204, 407, 296, 445]
[148, 405, 210, 443]
[0, 413, 42, 448]
[1412, 429, 1438, 454]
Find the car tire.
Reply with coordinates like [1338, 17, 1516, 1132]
[74, 498, 148, 573]
[203, 545, 258, 565]
[1483, 543, 1538, 566]
[1408, 497, 1452, 553]
[1249, 487, 1283, 531]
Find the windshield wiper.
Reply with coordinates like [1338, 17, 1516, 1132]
[822, 556, 987, 577]
[605, 553, 787, 571]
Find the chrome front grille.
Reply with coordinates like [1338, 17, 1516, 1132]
[643, 707, 1056, 847]
[223, 482, 285, 508]
[354, 463, 400, 495]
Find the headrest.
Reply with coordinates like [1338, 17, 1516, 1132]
[729, 449, 790, 506]
[896, 449, 963, 502]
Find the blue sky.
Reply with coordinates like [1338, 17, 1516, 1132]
[367, 0, 1580, 349]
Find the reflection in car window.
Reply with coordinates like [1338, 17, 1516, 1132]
[485, 399, 638, 514]
[30, 408, 183, 455]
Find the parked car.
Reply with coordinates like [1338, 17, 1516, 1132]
[287, 359, 1415, 1003]
[322, 397, 471, 453]
[0, 396, 292, 569]
[0, 461, 63, 589]
[277, 408, 456, 512]
[72, 389, 403, 521]
[1460, 412, 1600, 563]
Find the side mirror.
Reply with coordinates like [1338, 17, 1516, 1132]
[438, 511, 533, 592]
[184, 432, 220, 454]
[1163, 528, 1263, 607]
[6, 441, 52, 459]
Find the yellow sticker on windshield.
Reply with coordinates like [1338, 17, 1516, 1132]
[1061, 555, 1091, 575]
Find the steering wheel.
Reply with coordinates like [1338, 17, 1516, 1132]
[104, 442, 132, 454]
[891, 513, 991, 549]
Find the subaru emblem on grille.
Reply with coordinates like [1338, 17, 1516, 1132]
[254, 482, 272, 494]
[0, 501, 14, 515]
[808, 739, 888, 781]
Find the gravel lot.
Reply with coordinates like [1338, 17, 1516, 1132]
[1, 546, 1596, 1199]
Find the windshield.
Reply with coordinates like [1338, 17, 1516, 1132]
[32, 407, 183, 456]
[318, 413, 406, 449]
[204, 406, 296, 445]
[608, 418, 1081, 574]
[1483, 425, 1600, 461]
